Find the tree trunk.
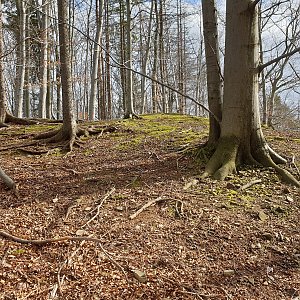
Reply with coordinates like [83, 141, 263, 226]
[202, 0, 222, 146]
[57, 0, 77, 143]
[14, 0, 26, 118]
[38, 0, 49, 118]
[124, 0, 136, 118]
[140, 0, 154, 114]
[105, 2, 112, 119]
[119, 0, 126, 114]
[203, 0, 299, 187]
[0, 0, 6, 124]
[89, 0, 104, 120]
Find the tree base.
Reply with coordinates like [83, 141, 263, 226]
[202, 136, 300, 187]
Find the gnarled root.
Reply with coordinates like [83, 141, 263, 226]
[202, 135, 300, 187]
[0, 166, 15, 190]
[202, 136, 239, 180]
[253, 147, 300, 187]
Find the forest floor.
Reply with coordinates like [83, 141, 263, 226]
[0, 114, 300, 300]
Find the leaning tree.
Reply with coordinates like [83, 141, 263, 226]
[202, 0, 300, 187]
[0, 0, 15, 189]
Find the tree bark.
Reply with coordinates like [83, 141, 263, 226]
[124, 0, 136, 118]
[14, 0, 26, 118]
[203, 0, 299, 187]
[202, 0, 222, 146]
[56, 0, 77, 146]
[38, 0, 49, 118]
[89, 0, 104, 120]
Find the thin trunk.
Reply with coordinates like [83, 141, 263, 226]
[14, 0, 26, 118]
[0, 0, 6, 123]
[46, 65, 51, 118]
[159, 0, 167, 113]
[177, 0, 184, 114]
[124, 0, 135, 118]
[57, 0, 77, 136]
[140, 0, 154, 114]
[89, 0, 104, 120]
[202, 0, 222, 145]
[38, 0, 49, 118]
[105, 2, 112, 120]
[152, 0, 159, 113]
[119, 0, 126, 113]
[56, 45, 61, 119]
[98, 50, 106, 120]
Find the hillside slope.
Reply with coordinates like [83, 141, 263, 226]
[0, 114, 299, 299]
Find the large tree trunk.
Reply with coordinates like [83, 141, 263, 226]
[202, 0, 222, 146]
[203, 0, 299, 187]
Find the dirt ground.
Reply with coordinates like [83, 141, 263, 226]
[0, 114, 299, 300]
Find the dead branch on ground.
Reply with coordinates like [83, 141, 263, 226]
[129, 197, 163, 220]
[0, 229, 128, 281]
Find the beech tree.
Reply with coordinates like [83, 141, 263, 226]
[202, 0, 300, 187]
[202, 0, 222, 146]
[35, 0, 78, 150]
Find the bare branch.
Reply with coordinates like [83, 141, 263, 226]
[259, 46, 300, 72]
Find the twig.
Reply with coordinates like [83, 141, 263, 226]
[55, 238, 88, 297]
[82, 187, 116, 227]
[129, 196, 163, 220]
[237, 179, 262, 192]
[291, 155, 300, 178]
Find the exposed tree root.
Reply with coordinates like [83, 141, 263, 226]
[5, 113, 38, 125]
[254, 147, 300, 187]
[0, 122, 8, 128]
[202, 136, 300, 187]
[0, 166, 15, 190]
[0, 125, 118, 153]
[202, 136, 239, 180]
[123, 113, 142, 119]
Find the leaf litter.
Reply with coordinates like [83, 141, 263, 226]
[0, 114, 299, 299]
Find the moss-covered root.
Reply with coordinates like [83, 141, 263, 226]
[202, 136, 240, 180]
[254, 148, 300, 187]
[34, 126, 92, 152]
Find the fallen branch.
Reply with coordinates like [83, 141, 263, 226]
[53, 238, 88, 297]
[82, 187, 116, 227]
[237, 179, 262, 192]
[0, 229, 127, 281]
[129, 196, 163, 220]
